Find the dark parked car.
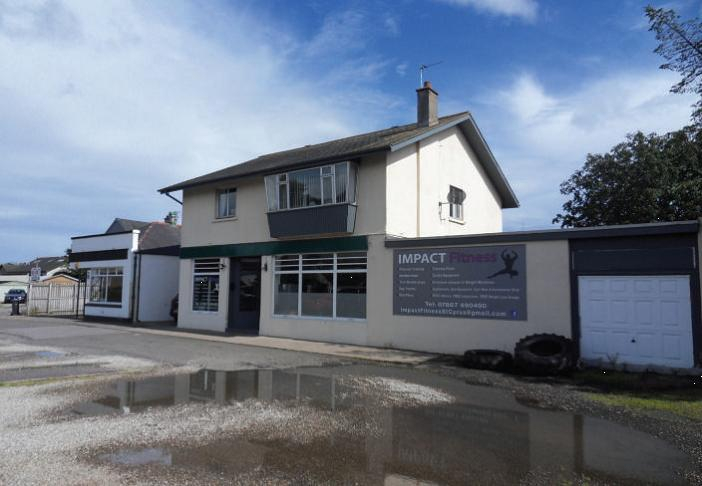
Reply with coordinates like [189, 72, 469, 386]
[4, 289, 27, 304]
[170, 294, 178, 322]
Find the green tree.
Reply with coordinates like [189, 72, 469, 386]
[553, 125, 702, 227]
[646, 5, 702, 122]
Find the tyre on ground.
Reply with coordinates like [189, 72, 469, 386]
[514, 333, 575, 375]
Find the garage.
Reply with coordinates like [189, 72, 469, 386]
[579, 275, 694, 368]
[570, 223, 701, 370]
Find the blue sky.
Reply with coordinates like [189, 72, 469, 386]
[0, 0, 700, 261]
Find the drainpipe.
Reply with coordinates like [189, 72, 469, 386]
[130, 253, 141, 324]
[416, 141, 421, 237]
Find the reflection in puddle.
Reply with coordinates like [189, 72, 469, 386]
[82, 368, 690, 485]
[100, 448, 172, 466]
[34, 350, 67, 358]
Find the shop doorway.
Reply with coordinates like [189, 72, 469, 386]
[228, 257, 261, 333]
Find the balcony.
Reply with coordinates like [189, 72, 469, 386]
[267, 203, 357, 238]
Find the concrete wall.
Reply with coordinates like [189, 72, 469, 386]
[70, 231, 139, 320]
[386, 127, 503, 238]
[366, 235, 571, 354]
[137, 254, 180, 322]
[0, 275, 29, 283]
[177, 257, 230, 332]
[257, 234, 572, 355]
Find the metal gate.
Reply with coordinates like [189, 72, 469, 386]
[27, 282, 87, 318]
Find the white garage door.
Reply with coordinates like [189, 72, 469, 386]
[579, 276, 694, 368]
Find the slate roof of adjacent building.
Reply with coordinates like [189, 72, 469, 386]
[137, 222, 181, 254]
[70, 218, 181, 256]
[0, 256, 67, 276]
[106, 218, 151, 234]
[159, 112, 519, 208]
[30, 256, 67, 274]
[0, 263, 30, 275]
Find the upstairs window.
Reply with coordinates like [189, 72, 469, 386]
[265, 162, 358, 212]
[448, 186, 466, 222]
[216, 188, 237, 219]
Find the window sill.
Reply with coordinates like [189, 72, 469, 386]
[212, 216, 237, 223]
[85, 302, 122, 308]
[272, 313, 367, 323]
[192, 310, 219, 314]
[266, 202, 357, 214]
[448, 217, 465, 225]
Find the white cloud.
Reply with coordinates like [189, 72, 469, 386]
[305, 9, 367, 56]
[0, 0, 398, 261]
[436, 0, 538, 21]
[472, 71, 697, 229]
[384, 15, 400, 36]
[396, 62, 408, 77]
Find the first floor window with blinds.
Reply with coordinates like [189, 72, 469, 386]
[88, 267, 123, 304]
[273, 252, 367, 319]
[193, 258, 220, 312]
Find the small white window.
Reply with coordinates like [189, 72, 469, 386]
[448, 186, 466, 222]
[216, 188, 237, 219]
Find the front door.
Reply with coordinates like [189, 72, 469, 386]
[228, 257, 261, 333]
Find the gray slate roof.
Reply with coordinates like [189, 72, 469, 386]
[138, 222, 181, 252]
[0, 256, 66, 276]
[71, 219, 180, 253]
[106, 218, 151, 234]
[158, 112, 519, 208]
[0, 263, 30, 275]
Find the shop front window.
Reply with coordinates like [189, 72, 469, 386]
[273, 252, 367, 320]
[88, 267, 123, 304]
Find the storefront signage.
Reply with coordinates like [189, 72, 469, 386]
[393, 245, 527, 320]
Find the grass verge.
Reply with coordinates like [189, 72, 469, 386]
[586, 392, 702, 421]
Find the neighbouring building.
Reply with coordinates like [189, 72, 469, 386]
[39, 274, 79, 286]
[68, 217, 181, 322]
[160, 82, 701, 370]
[0, 256, 68, 283]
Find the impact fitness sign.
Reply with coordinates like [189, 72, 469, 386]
[393, 245, 527, 320]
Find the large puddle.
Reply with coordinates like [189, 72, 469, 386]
[70, 366, 691, 485]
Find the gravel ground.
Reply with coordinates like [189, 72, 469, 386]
[0, 328, 698, 484]
[422, 360, 702, 485]
[0, 363, 458, 485]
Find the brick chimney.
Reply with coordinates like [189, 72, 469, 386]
[164, 211, 178, 225]
[416, 81, 438, 127]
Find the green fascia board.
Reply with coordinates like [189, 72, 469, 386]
[180, 235, 368, 259]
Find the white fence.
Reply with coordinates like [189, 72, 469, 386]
[27, 283, 86, 317]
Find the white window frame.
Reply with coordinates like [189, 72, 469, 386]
[448, 185, 465, 223]
[264, 161, 358, 212]
[192, 258, 220, 313]
[216, 188, 237, 219]
[272, 252, 367, 321]
[449, 201, 464, 222]
[88, 267, 123, 304]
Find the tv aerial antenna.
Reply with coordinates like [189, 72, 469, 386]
[419, 61, 443, 87]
